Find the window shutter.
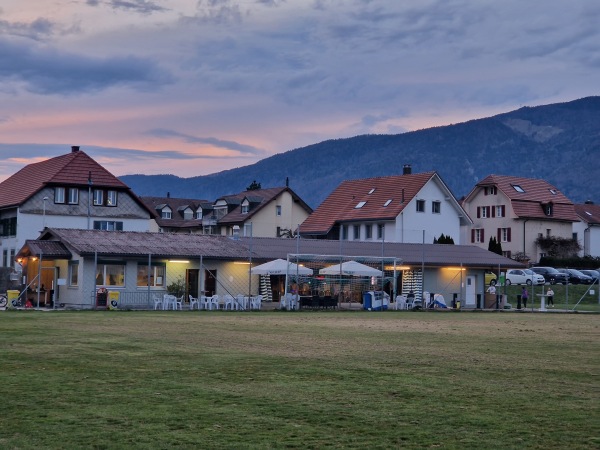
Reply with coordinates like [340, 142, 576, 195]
[471, 229, 475, 243]
[484, 188, 488, 196]
[497, 228, 501, 241]
[491, 206, 496, 218]
[507, 228, 511, 242]
[501, 205, 506, 217]
[116, 222, 123, 231]
[481, 229, 485, 242]
[486, 206, 491, 217]
[477, 207, 480, 218]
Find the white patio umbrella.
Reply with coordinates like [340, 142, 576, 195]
[319, 260, 383, 277]
[250, 258, 313, 276]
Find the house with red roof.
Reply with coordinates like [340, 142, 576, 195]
[0, 146, 153, 296]
[140, 194, 207, 233]
[461, 175, 579, 263]
[299, 166, 472, 244]
[573, 201, 600, 257]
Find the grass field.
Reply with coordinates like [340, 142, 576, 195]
[1, 310, 598, 449]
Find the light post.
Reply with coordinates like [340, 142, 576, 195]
[42, 196, 49, 230]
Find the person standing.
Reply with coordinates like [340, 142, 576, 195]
[546, 288, 554, 307]
[522, 286, 529, 308]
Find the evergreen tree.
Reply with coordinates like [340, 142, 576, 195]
[246, 180, 261, 191]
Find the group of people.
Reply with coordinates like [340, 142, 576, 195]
[486, 283, 555, 308]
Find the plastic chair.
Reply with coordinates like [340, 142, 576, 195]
[251, 295, 263, 310]
[199, 295, 209, 310]
[162, 294, 173, 310]
[153, 295, 163, 310]
[394, 295, 406, 310]
[224, 294, 235, 310]
[189, 295, 199, 310]
[422, 291, 430, 308]
[174, 296, 183, 310]
[208, 295, 220, 310]
[236, 294, 245, 310]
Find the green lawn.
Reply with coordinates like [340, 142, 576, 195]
[0, 311, 598, 449]
[498, 284, 600, 312]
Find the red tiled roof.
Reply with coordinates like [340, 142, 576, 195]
[0, 149, 129, 208]
[299, 172, 436, 235]
[575, 203, 600, 225]
[140, 196, 207, 229]
[473, 174, 578, 222]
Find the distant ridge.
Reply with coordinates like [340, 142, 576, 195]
[121, 96, 600, 208]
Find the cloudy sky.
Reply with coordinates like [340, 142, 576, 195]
[1, 0, 598, 182]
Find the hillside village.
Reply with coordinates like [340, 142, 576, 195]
[0, 146, 598, 310]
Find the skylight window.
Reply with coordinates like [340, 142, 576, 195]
[383, 199, 392, 207]
[586, 211, 592, 216]
[512, 184, 525, 193]
[355, 201, 366, 209]
[549, 189, 557, 195]
[368, 188, 375, 194]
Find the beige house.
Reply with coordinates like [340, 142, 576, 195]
[204, 186, 313, 238]
[461, 175, 579, 263]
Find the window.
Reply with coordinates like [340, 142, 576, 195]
[377, 224, 384, 240]
[549, 189, 557, 195]
[69, 261, 79, 286]
[502, 251, 511, 258]
[365, 224, 372, 239]
[96, 263, 125, 286]
[195, 210, 202, 220]
[161, 209, 172, 219]
[484, 186, 497, 195]
[341, 225, 348, 240]
[471, 228, 484, 243]
[0, 218, 17, 237]
[2, 249, 7, 267]
[573, 232, 578, 241]
[353, 225, 360, 240]
[276, 226, 281, 237]
[183, 209, 193, 220]
[137, 263, 165, 288]
[495, 205, 505, 217]
[106, 191, 118, 207]
[355, 201, 366, 209]
[93, 189, 104, 206]
[368, 188, 375, 194]
[9, 249, 15, 269]
[276, 205, 282, 216]
[241, 204, 249, 214]
[67, 188, 79, 205]
[243, 223, 252, 237]
[93, 221, 123, 231]
[498, 227, 511, 242]
[512, 184, 525, 193]
[55, 187, 65, 204]
[383, 199, 392, 207]
[416, 199, 425, 212]
[432, 201, 441, 214]
[546, 229, 551, 237]
[544, 203, 553, 216]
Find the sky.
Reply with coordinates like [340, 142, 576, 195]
[1, 0, 599, 183]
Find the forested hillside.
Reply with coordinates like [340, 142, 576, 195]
[122, 96, 600, 208]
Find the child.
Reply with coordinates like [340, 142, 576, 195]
[546, 288, 554, 307]
[521, 286, 529, 308]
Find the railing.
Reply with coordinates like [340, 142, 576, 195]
[93, 289, 167, 309]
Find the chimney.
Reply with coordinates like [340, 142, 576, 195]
[71, 146, 80, 152]
[403, 164, 412, 175]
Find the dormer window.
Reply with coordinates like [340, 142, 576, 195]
[161, 207, 172, 219]
[544, 203, 553, 216]
[484, 186, 497, 195]
[183, 209, 193, 220]
[383, 199, 392, 207]
[512, 185, 525, 193]
[241, 204, 249, 214]
[355, 201, 366, 209]
[195, 210, 202, 220]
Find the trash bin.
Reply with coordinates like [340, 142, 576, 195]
[108, 291, 119, 310]
[363, 292, 373, 310]
[7, 290, 20, 308]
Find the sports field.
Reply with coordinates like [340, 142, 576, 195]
[1, 311, 598, 449]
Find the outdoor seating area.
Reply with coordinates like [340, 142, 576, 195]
[183, 294, 263, 311]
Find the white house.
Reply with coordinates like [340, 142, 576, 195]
[299, 166, 472, 244]
[574, 201, 600, 257]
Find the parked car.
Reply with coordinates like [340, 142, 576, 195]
[580, 269, 599, 283]
[485, 271, 497, 286]
[530, 267, 569, 285]
[556, 268, 593, 284]
[504, 269, 545, 286]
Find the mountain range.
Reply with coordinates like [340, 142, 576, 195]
[121, 96, 600, 209]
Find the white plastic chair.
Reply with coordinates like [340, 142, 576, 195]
[189, 295, 199, 310]
[174, 296, 183, 310]
[224, 294, 235, 310]
[423, 291, 431, 308]
[251, 295, 263, 310]
[198, 295, 209, 310]
[162, 294, 173, 310]
[153, 295, 163, 310]
[288, 294, 298, 310]
[394, 295, 406, 310]
[280, 294, 287, 310]
[236, 294, 245, 310]
[208, 295, 220, 310]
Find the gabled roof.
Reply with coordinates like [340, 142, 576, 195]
[299, 172, 468, 235]
[0, 148, 129, 209]
[466, 174, 578, 222]
[18, 240, 72, 259]
[575, 203, 600, 225]
[218, 186, 312, 225]
[140, 196, 207, 229]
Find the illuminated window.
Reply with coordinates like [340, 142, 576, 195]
[137, 263, 165, 288]
[106, 191, 118, 206]
[96, 263, 125, 287]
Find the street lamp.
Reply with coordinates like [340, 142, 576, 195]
[42, 196, 49, 230]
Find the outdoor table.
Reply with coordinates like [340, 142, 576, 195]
[536, 293, 547, 311]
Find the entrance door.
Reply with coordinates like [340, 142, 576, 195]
[465, 276, 476, 307]
[204, 269, 217, 297]
[186, 269, 199, 299]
